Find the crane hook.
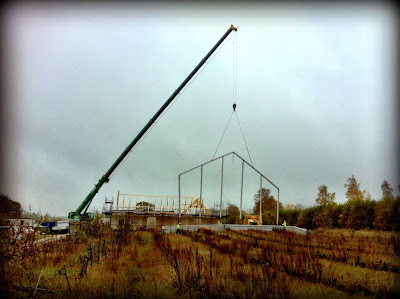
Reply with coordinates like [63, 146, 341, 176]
[233, 103, 236, 111]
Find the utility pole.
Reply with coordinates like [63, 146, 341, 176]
[29, 205, 32, 228]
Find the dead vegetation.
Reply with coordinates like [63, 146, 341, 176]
[0, 221, 399, 298]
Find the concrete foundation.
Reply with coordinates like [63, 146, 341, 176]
[109, 212, 221, 229]
[162, 224, 308, 235]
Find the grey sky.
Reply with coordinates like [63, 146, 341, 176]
[2, 2, 398, 216]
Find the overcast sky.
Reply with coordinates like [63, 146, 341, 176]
[2, 2, 398, 217]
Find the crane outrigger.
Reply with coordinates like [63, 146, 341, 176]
[68, 25, 238, 221]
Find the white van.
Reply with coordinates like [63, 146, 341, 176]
[52, 220, 70, 234]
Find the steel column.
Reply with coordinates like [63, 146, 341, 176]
[277, 188, 280, 225]
[178, 151, 279, 223]
[240, 159, 244, 220]
[259, 175, 262, 222]
[220, 156, 224, 219]
[200, 165, 203, 217]
[178, 175, 181, 220]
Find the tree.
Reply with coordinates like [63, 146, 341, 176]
[315, 185, 336, 205]
[280, 209, 301, 226]
[295, 204, 304, 211]
[374, 198, 394, 231]
[253, 188, 282, 214]
[297, 207, 319, 230]
[347, 200, 376, 230]
[344, 175, 364, 203]
[363, 190, 372, 201]
[0, 194, 22, 218]
[381, 180, 394, 200]
[136, 201, 155, 211]
[312, 205, 341, 229]
[43, 213, 50, 222]
[226, 203, 240, 224]
[284, 204, 295, 210]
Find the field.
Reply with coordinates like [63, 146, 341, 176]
[1, 222, 399, 298]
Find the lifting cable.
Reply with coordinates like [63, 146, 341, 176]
[212, 111, 235, 160]
[211, 109, 254, 166]
[234, 111, 254, 166]
[211, 28, 254, 165]
[233, 31, 238, 107]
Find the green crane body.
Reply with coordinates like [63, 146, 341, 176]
[68, 25, 238, 222]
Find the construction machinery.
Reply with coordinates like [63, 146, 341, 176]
[68, 25, 238, 222]
[243, 215, 262, 225]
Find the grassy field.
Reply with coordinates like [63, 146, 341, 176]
[0, 222, 399, 298]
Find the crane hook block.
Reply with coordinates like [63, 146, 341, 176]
[233, 103, 236, 111]
[231, 24, 238, 31]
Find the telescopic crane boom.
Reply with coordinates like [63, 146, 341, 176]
[68, 25, 238, 221]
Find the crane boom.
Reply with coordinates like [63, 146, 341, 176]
[68, 25, 238, 221]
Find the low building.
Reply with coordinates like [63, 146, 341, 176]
[2, 218, 33, 232]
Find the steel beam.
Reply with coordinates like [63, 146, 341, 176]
[240, 159, 244, 220]
[200, 165, 203, 217]
[220, 156, 224, 219]
[178, 151, 279, 223]
[178, 174, 181, 220]
[259, 175, 262, 221]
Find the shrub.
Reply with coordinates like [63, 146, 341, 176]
[280, 209, 301, 226]
[297, 207, 321, 229]
[374, 198, 395, 231]
[340, 200, 375, 230]
[312, 204, 341, 229]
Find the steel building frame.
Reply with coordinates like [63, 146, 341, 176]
[178, 152, 280, 224]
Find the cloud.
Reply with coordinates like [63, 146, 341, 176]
[2, 2, 397, 216]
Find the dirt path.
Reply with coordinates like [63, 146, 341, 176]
[34, 234, 68, 244]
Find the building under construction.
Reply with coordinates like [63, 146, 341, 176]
[104, 192, 221, 229]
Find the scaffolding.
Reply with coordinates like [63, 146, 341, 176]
[114, 193, 213, 215]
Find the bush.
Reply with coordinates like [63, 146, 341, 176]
[374, 198, 397, 231]
[262, 211, 277, 225]
[343, 200, 375, 230]
[312, 204, 341, 229]
[280, 209, 301, 226]
[297, 207, 322, 229]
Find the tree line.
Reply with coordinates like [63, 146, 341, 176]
[0, 194, 64, 225]
[226, 175, 400, 231]
[3, 175, 399, 230]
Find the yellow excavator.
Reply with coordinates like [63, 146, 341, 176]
[242, 215, 262, 225]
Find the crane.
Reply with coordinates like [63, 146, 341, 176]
[68, 25, 238, 222]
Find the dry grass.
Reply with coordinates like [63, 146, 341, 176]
[0, 222, 399, 298]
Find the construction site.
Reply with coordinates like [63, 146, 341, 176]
[105, 192, 221, 228]
[63, 24, 291, 233]
[2, 16, 399, 298]
[102, 149, 286, 232]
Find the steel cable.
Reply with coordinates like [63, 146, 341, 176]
[212, 111, 235, 160]
[234, 111, 254, 166]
